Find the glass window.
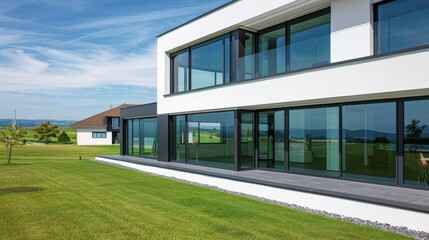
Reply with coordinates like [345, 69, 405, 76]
[172, 50, 189, 93]
[238, 32, 255, 81]
[258, 110, 285, 170]
[191, 35, 230, 90]
[92, 132, 106, 138]
[259, 26, 286, 77]
[127, 120, 133, 155]
[240, 113, 254, 169]
[173, 116, 186, 162]
[342, 103, 396, 183]
[187, 111, 235, 169]
[375, 0, 429, 54]
[141, 118, 158, 158]
[289, 10, 330, 71]
[132, 120, 140, 156]
[289, 107, 339, 177]
[112, 118, 119, 130]
[404, 99, 429, 188]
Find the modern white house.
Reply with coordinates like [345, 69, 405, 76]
[72, 104, 134, 145]
[119, 0, 429, 190]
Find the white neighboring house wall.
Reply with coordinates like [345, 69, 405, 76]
[76, 128, 112, 146]
[156, 0, 429, 114]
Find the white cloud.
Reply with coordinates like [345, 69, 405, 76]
[0, 43, 157, 92]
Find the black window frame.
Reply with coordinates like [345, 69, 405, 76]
[92, 131, 107, 139]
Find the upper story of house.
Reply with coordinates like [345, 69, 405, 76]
[71, 103, 134, 131]
[157, 0, 429, 115]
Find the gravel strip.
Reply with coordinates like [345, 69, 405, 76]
[97, 160, 429, 239]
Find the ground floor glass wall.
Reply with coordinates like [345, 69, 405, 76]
[404, 99, 429, 187]
[125, 117, 158, 158]
[167, 97, 429, 189]
[289, 107, 339, 177]
[258, 111, 285, 170]
[342, 103, 396, 183]
[172, 111, 235, 169]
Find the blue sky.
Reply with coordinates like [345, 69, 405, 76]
[0, 0, 230, 120]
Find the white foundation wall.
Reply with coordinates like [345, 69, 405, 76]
[76, 128, 112, 146]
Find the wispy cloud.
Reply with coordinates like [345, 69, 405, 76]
[0, 0, 230, 119]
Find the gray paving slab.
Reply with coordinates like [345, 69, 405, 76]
[98, 155, 429, 213]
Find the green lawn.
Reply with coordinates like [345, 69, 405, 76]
[0, 145, 411, 239]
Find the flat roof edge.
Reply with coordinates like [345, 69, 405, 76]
[157, 0, 238, 38]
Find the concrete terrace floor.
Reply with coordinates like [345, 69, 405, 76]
[97, 155, 429, 214]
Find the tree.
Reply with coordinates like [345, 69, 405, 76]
[405, 119, 427, 152]
[0, 124, 27, 164]
[57, 131, 71, 144]
[33, 121, 60, 145]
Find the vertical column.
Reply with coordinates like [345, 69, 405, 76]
[331, 0, 373, 62]
[157, 114, 170, 162]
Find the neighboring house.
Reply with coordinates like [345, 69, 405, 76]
[72, 104, 134, 145]
[119, 0, 429, 190]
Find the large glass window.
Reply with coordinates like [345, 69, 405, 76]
[289, 9, 330, 71]
[258, 110, 285, 170]
[127, 120, 133, 155]
[187, 111, 235, 169]
[259, 26, 286, 77]
[172, 50, 189, 93]
[238, 32, 256, 81]
[173, 116, 186, 162]
[404, 100, 429, 188]
[191, 35, 230, 90]
[132, 120, 140, 156]
[375, 0, 429, 54]
[141, 118, 158, 158]
[240, 113, 254, 169]
[289, 107, 339, 177]
[124, 118, 158, 159]
[342, 103, 396, 183]
[172, 112, 235, 169]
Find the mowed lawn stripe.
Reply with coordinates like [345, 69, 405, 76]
[0, 145, 412, 239]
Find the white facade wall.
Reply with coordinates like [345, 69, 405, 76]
[76, 128, 112, 146]
[157, 0, 429, 115]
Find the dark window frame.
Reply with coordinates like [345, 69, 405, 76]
[373, 0, 429, 55]
[92, 131, 107, 139]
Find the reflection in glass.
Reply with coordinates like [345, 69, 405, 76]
[172, 50, 189, 92]
[173, 116, 186, 162]
[342, 103, 396, 183]
[404, 100, 429, 187]
[141, 118, 158, 158]
[258, 110, 285, 170]
[289, 107, 339, 176]
[127, 120, 133, 155]
[240, 113, 254, 169]
[191, 36, 230, 90]
[259, 26, 286, 77]
[289, 11, 330, 71]
[132, 119, 140, 156]
[238, 32, 255, 80]
[376, 0, 429, 54]
[187, 111, 235, 169]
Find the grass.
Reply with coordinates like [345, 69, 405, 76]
[0, 145, 412, 239]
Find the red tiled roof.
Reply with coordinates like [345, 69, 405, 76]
[71, 104, 134, 128]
